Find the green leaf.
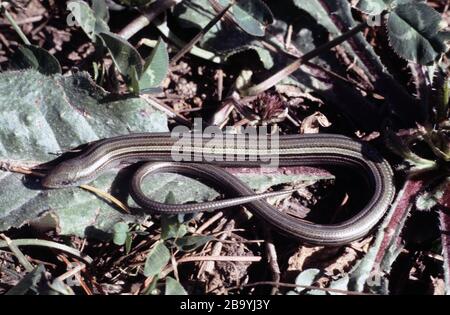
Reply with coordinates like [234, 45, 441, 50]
[328, 275, 349, 295]
[164, 191, 177, 204]
[161, 215, 188, 240]
[112, 222, 129, 245]
[144, 241, 171, 277]
[173, 0, 272, 57]
[294, 268, 321, 293]
[355, 0, 392, 15]
[99, 32, 143, 77]
[67, 1, 109, 40]
[139, 38, 169, 91]
[165, 277, 188, 295]
[415, 181, 447, 212]
[129, 65, 141, 94]
[92, 0, 110, 22]
[15, 45, 61, 75]
[125, 233, 133, 254]
[219, 0, 273, 37]
[174, 235, 213, 251]
[47, 279, 74, 295]
[387, 2, 449, 64]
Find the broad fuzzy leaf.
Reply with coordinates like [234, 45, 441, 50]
[0, 69, 168, 236]
[161, 215, 188, 240]
[328, 275, 349, 295]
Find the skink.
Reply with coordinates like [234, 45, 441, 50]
[41, 132, 395, 246]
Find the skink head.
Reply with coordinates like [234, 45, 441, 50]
[41, 160, 87, 188]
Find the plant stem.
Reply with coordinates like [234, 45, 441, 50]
[153, 24, 223, 63]
[118, 0, 179, 40]
[243, 22, 368, 96]
[2, 5, 31, 45]
[0, 234, 34, 272]
[0, 239, 93, 263]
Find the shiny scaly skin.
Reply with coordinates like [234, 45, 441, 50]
[42, 132, 395, 246]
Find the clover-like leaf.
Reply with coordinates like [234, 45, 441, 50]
[355, 0, 392, 15]
[67, 1, 109, 40]
[294, 268, 321, 293]
[144, 241, 171, 277]
[387, 2, 449, 64]
[139, 38, 169, 91]
[15, 45, 61, 75]
[165, 277, 188, 295]
[161, 215, 188, 240]
[99, 32, 143, 78]
[112, 222, 130, 245]
[220, 0, 273, 37]
[328, 275, 349, 295]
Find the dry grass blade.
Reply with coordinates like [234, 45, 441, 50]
[119, 0, 180, 40]
[0, 239, 93, 264]
[0, 234, 34, 272]
[79, 184, 130, 214]
[140, 94, 192, 127]
[209, 0, 238, 28]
